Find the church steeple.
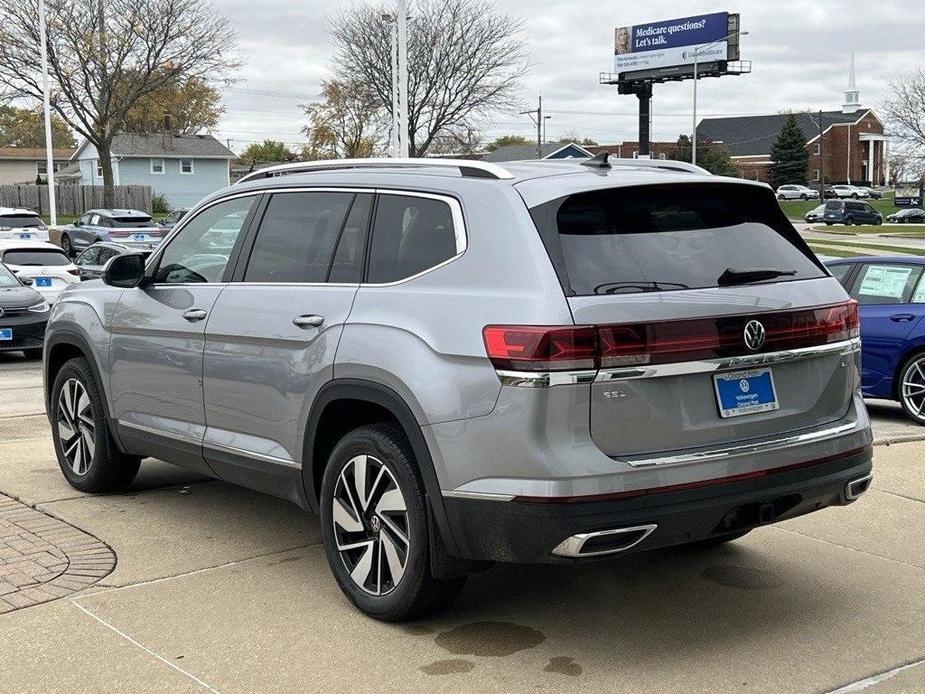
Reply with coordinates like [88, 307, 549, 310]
[842, 51, 861, 113]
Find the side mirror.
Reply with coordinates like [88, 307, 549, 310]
[103, 253, 146, 288]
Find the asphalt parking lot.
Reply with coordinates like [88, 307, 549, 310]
[0, 352, 923, 693]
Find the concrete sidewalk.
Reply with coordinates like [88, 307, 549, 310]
[1, 355, 924, 693]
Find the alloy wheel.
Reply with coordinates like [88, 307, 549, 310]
[332, 454, 410, 596]
[901, 357, 925, 422]
[57, 378, 95, 475]
[61, 235, 72, 257]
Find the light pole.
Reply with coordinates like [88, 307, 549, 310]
[38, 0, 57, 226]
[691, 29, 748, 166]
[381, 13, 399, 157]
[397, 0, 409, 157]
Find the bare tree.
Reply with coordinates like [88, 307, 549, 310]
[0, 0, 239, 206]
[329, 0, 528, 157]
[884, 67, 925, 161]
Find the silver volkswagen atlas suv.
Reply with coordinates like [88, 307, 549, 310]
[43, 156, 873, 621]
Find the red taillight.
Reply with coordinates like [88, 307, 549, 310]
[484, 301, 858, 372]
[108, 230, 130, 238]
[482, 325, 598, 371]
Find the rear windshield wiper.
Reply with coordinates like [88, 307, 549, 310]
[594, 281, 690, 294]
[718, 268, 797, 286]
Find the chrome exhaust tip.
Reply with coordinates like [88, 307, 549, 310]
[845, 473, 873, 501]
[552, 524, 657, 558]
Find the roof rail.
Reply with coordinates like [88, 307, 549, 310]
[604, 157, 712, 176]
[235, 158, 514, 185]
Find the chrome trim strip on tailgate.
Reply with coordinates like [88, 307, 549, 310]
[620, 420, 860, 468]
[596, 338, 860, 382]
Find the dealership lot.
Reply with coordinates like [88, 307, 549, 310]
[0, 353, 923, 693]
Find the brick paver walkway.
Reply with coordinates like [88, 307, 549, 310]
[0, 493, 115, 613]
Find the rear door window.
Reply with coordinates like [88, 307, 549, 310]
[243, 192, 354, 283]
[367, 194, 458, 283]
[529, 184, 825, 296]
[827, 263, 853, 288]
[853, 263, 923, 305]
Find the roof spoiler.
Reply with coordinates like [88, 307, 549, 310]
[581, 152, 713, 176]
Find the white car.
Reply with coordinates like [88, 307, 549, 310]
[830, 184, 869, 199]
[0, 240, 79, 304]
[0, 207, 49, 241]
[776, 184, 820, 200]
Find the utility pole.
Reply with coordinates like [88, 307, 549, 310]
[520, 96, 544, 158]
[397, 0, 409, 157]
[38, 0, 57, 226]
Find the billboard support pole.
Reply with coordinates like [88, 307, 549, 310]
[636, 83, 652, 157]
[692, 54, 699, 165]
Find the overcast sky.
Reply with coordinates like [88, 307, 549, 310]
[215, 0, 923, 153]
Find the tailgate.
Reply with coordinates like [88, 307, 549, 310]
[571, 279, 857, 457]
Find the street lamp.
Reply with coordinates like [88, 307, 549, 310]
[381, 13, 399, 158]
[691, 29, 748, 166]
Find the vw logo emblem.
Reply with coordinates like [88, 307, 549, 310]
[744, 320, 766, 351]
[739, 379, 750, 393]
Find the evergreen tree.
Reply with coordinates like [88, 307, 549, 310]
[670, 135, 739, 177]
[768, 114, 809, 188]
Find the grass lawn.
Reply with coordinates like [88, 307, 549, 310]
[40, 213, 78, 226]
[807, 238, 925, 256]
[809, 245, 866, 258]
[810, 224, 925, 235]
[780, 197, 900, 220]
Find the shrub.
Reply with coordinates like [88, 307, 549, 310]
[151, 193, 170, 214]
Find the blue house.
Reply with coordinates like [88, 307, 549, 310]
[72, 133, 235, 209]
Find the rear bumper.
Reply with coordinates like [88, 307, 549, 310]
[442, 445, 872, 564]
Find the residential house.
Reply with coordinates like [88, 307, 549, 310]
[72, 133, 236, 209]
[0, 147, 75, 185]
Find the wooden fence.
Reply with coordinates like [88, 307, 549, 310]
[0, 184, 152, 215]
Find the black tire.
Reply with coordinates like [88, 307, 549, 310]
[874, 217, 882, 226]
[845, 216, 854, 226]
[851, 193, 859, 199]
[320, 423, 466, 621]
[60, 234, 73, 257]
[50, 357, 141, 492]
[683, 530, 751, 549]
[800, 193, 808, 200]
[22, 348, 43, 360]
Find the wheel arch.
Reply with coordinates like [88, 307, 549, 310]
[891, 342, 925, 400]
[302, 379, 460, 557]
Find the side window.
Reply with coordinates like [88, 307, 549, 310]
[853, 264, 923, 305]
[75, 247, 99, 266]
[96, 247, 117, 264]
[78, 214, 92, 226]
[90, 214, 100, 225]
[912, 274, 925, 304]
[827, 263, 853, 289]
[367, 194, 459, 283]
[329, 194, 373, 283]
[153, 196, 256, 284]
[243, 192, 353, 283]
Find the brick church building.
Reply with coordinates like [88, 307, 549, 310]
[696, 55, 889, 186]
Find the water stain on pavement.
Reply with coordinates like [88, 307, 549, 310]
[434, 621, 546, 657]
[420, 659, 475, 675]
[700, 564, 784, 590]
[544, 656, 582, 677]
[400, 624, 435, 636]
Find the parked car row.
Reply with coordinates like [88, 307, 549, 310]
[0, 259, 51, 359]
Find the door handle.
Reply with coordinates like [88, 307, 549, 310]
[183, 309, 208, 322]
[293, 314, 325, 329]
[890, 313, 916, 323]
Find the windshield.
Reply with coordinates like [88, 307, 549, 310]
[530, 183, 825, 296]
[2, 249, 71, 267]
[0, 263, 20, 286]
[0, 214, 44, 228]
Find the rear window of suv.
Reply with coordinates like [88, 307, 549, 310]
[530, 183, 824, 296]
[2, 249, 71, 266]
[110, 216, 154, 228]
[0, 214, 44, 228]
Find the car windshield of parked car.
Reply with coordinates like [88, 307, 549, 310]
[110, 216, 154, 228]
[0, 214, 44, 228]
[531, 183, 824, 296]
[2, 249, 71, 266]
[0, 263, 20, 286]
[825, 201, 843, 210]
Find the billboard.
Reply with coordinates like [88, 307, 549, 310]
[614, 13, 732, 75]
